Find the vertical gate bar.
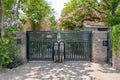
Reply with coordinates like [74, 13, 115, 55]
[72, 42, 74, 59]
[76, 42, 77, 59]
[26, 31, 29, 61]
[86, 41, 87, 60]
[76, 42, 78, 59]
[69, 42, 71, 59]
[78, 42, 80, 59]
[47, 42, 48, 59]
[39, 42, 41, 58]
[37, 39, 38, 57]
[39, 41, 40, 58]
[43, 41, 44, 59]
[79, 42, 81, 59]
[41, 42, 43, 59]
[84, 41, 86, 60]
[83, 42, 84, 59]
[44, 42, 46, 59]
[87, 32, 92, 61]
[75, 43, 76, 59]
[86, 41, 88, 60]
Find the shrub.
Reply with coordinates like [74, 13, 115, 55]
[110, 24, 120, 56]
[0, 25, 20, 67]
[6, 56, 23, 69]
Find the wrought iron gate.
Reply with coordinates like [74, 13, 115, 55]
[107, 33, 112, 64]
[27, 31, 92, 61]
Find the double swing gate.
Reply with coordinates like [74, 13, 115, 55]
[27, 31, 92, 61]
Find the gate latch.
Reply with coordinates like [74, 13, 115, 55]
[103, 40, 108, 46]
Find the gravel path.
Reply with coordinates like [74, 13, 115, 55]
[0, 61, 120, 80]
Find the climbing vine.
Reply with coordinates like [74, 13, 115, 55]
[110, 24, 120, 56]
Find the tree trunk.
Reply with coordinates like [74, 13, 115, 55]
[8, 0, 21, 28]
[30, 20, 40, 30]
[1, 0, 5, 39]
[111, 0, 120, 16]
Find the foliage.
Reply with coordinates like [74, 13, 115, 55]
[0, 0, 21, 39]
[0, 0, 18, 24]
[104, 15, 120, 26]
[100, 0, 120, 15]
[6, 56, 23, 69]
[61, 0, 102, 30]
[61, 0, 120, 30]
[0, 0, 16, 17]
[110, 24, 120, 56]
[48, 15, 57, 30]
[0, 26, 20, 67]
[62, 0, 96, 15]
[22, 0, 53, 30]
[0, 38, 12, 66]
[102, 0, 120, 55]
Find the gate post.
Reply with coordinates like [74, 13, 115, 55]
[53, 41, 59, 62]
[59, 41, 65, 62]
[16, 32, 27, 62]
[92, 31, 108, 63]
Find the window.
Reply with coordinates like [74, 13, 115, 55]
[98, 28, 108, 31]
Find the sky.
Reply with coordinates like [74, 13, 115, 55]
[46, 0, 70, 19]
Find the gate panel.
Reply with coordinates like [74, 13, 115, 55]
[27, 31, 57, 60]
[61, 31, 92, 61]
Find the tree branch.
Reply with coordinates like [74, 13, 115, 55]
[7, 0, 21, 28]
[111, 0, 120, 15]
[103, 0, 111, 9]
[14, 0, 21, 17]
[93, 7, 105, 14]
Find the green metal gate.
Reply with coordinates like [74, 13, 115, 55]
[27, 31, 92, 61]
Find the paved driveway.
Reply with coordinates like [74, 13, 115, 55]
[0, 61, 120, 80]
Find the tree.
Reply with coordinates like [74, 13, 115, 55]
[100, 0, 120, 15]
[0, 0, 21, 38]
[100, 0, 120, 55]
[61, 0, 120, 30]
[61, 0, 103, 30]
[0, 0, 21, 67]
[22, 0, 53, 30]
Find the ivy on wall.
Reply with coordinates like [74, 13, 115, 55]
[110, 24, 120, 56]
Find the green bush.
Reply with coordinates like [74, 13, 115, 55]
[6, 56, 23, 69]
[0, 38, 12, 66]
[110, 24, 120, 56]
[0, 25, 20, 67]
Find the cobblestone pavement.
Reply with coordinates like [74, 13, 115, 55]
[0, 61, 120, 80]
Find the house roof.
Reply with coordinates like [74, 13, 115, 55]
[84, 21, 105, 26]
[83, 21, 109, 28]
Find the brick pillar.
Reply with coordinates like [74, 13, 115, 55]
[16, 32, 27, 62]
[92, 31, 108, 63]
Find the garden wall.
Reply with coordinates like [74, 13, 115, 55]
[112, 53, 120, 70]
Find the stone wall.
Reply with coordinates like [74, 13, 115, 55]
[92, 31, 108, 63]
[16, 32, 27, 62]
[112, 52, 120, 70]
